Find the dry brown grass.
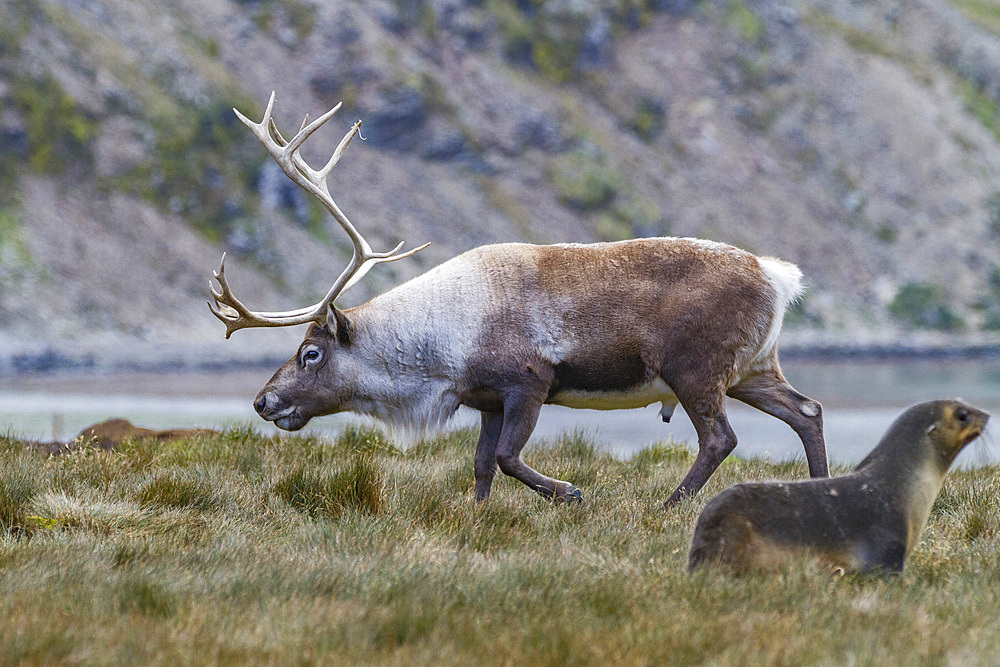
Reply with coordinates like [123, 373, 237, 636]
[1, 426, 999, 664]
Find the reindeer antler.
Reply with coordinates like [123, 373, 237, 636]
[208, 91, 429, 338]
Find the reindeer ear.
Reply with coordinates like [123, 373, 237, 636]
[326, 304, 353, 345]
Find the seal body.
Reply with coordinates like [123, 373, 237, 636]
[688, 399, 989, 575]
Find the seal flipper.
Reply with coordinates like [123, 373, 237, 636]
[860, 539, 907, 575]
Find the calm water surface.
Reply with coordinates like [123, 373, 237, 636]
[2, 359, 999, 467]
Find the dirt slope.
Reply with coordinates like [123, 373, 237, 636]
[3, 0, 1000, 366]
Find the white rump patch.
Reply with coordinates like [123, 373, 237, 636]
[754, 257, 805, 366]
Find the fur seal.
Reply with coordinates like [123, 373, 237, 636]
[688, 399, 989, 575]
[27, 419, 217, 455]
[76, 419, 216, 450]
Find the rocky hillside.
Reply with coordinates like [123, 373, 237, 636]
[4, 0, 1000, 365]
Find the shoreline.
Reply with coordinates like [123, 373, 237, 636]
[779, 341, 1000, 362]
[2, 335, 1000, 378]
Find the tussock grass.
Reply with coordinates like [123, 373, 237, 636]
[273, 454, 385, 518]
[0, 453, 41, 537]
[0, 426, 999, 663]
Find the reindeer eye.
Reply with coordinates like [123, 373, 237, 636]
[300, 346, 323, 366]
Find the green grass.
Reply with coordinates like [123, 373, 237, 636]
[889, 281, 966, 331]
[727, 0, 766, 45]
[1, 427, 999, 663]
[548, 148, 622, 212]
[950, 0, 1000, 35]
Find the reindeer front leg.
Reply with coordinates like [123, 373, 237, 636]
[495, 392, 583, 503]
[474, 412, 503, 502]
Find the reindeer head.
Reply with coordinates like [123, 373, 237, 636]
[252, 318, 357, 431]
[209, 92, 428, 430]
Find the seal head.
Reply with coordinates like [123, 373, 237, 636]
[855, 399, 990, 474]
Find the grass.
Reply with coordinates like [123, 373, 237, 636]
[804, 9, 903, 61]
[1, 426, 1000, 663]
[889, 281, 966, 331]
[949, 0, 1000, 35]
[548, 148, 622, 212]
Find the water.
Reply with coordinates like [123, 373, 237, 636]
[2, 359, 999, 467]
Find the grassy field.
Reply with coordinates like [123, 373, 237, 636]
[2, 426, 1000, 665]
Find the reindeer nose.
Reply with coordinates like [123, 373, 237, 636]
[253, 393, 269, 416]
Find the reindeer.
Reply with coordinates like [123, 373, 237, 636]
[209, 93, 828, 505]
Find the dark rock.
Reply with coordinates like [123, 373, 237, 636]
[515, 110, 565, 153]
[443, 6, 493, 52]
[504, 37, 534, 69]
[376, 0, 427, 33]
[0, 126, 28, 158]
[514, 0, 536, 15]
[225, 218, 277, 266]
[376, 8, 407, 34]
[222, 197, 244, 218]
[621, 7, 642, 31]
[648, 0, 702, 15]
[577, 13, 612, 71]
[351, 62, 378, 87]
[312, 59, 375, 102]
[335, 13, 362, 44]
[310, 71, 344, 96]
[204, 165, 225, 190]
[421, 129, 468, 161]
[257, 160, 311, 224]
[627, 96, 667, 142]
[362, 87, 427, 152]
[0, 107, 27, 158]
[773, 5, 799, 27]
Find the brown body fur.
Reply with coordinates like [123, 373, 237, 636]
[467, 242, 772, 401]
[253, 238, 828, 504]
[688, 400, 989, 575]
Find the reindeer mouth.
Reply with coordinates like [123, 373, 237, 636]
[271, 407, 308, 431]
[256, 401, 308, 431]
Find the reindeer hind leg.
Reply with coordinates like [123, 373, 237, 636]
[727, 369, 828, 478]
[664, 386, 738, 505]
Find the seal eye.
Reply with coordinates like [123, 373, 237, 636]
[956, 409, 969, 423]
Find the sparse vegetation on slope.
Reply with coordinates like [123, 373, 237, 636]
[1, 427, 1000, 663]
[4, 0, 1000, 345]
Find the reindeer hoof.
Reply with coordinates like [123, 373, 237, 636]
[556, 485, 584, 504]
